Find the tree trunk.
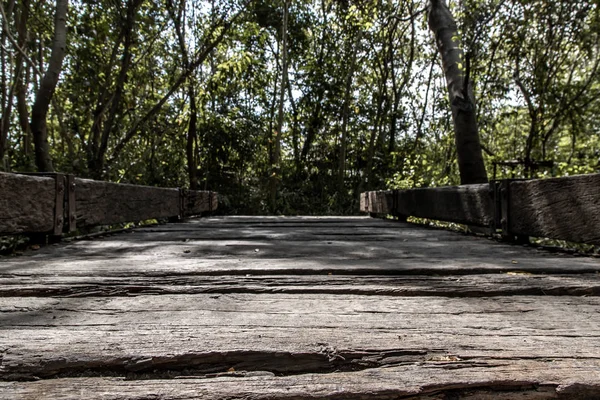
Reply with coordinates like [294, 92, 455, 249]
[363, 86, 385, 192]
[30, 0, 68, 172]
[0, 0, 17, 165]
[338, 32, 360, 191]
[187, 84, 198, 190]
[270, 0, 289, 210]
[427, 0, 487, 184]
[300, 91, 323, 162]
[14, 1, 32, 158]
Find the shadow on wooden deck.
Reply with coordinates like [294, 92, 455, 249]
[1, 216, 600, 399]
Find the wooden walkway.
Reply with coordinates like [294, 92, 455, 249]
[1, 216, 600, 399]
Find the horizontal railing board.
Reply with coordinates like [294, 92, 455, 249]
[361, 185, 493, 227]
[0, 172, 217, 235]
[0, 173, 57, 234]
[396, 184, 492, 227]
[74, 179, 181, 227]
[509, 174, 600, 245]
[361, 173, 600, 245]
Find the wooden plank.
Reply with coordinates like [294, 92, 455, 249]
[0, 172, 57, 234]
[2, 216, 600, 398]
[365, 190, 395, 214]
[509, 174, 600, 244]
[1, 273, 600, 297]
[74, 178, 181, 227]
[2, 217, 599, 277]
[2, 359, 600, 400]
[396, 184, 492, 226]
[359, 192, 369, 212]
[1, 294, 599, 380]
[361, 185, 493, 227]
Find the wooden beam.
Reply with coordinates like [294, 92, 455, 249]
[396, 184, 492, 226]
[0, 172, 218, 234]
[361, 185, 493, 227]
[75, 180, 217, 228]
[74, 178, 180, 227]
[361, 173, 600, 244]
[0, 172, 56, 234]
[509, 173, 600, 244]
[363, 190, 395, 215]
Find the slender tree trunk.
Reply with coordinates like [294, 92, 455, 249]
[30, 0, 68, 172]
[0, 0, 17, 165]
[270, 0, 289, 210]
[363, 86, 385, 192]
[14, 0, 32, 157]
[285, 69, 300, 171]
[300, 91, 323, 162]
[187, 84, 198, 190]
[338, 32, 360, 191]
[428, 0, 487, 184]
[167, 0, 199, 190]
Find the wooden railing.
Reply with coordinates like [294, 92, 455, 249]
[0, 172, 217, 236]
[360, 173, 600, 245]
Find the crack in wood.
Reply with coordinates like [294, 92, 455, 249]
[2, 275, 600, 298]
[1, 348, 438, 381]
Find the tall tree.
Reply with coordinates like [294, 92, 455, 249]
[270, 0, 289, 210]
[30, 0, 69, 172]
[338, 31, 360, 191]
[428, 0, 487, 184]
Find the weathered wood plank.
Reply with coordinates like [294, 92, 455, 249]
[2, 360, 600, 400]
[0, 173, 218, 233]
[74, 178, 181, 227]
[1, 294, 599, 380]
[395, 184, 492, 226]
[4, 214, 598, 276]
[0, 172, 57, 234]
[509, 174, 600, 244]
[370, 190, 395, 214]
[1, 273, 600, 297]
[2, 216, 600, 398]
[361, 185, 493, 227]
[74, 179, 217, 227]
[2, 218, 600, 276]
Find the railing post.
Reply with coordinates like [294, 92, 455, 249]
[66, 175, 77, 233]
[18, 172, 76, 236]
[492, 179, 529, 244]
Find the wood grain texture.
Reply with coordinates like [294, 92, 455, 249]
[395, 184, 492, 226]
[74, 179, 217, 227]
[0, 172, 56, 234]
[74, 178, 180, 226]
[509, 174, 600, 244]
[2, 273, 600, 297]
[361, 184, 493, 226]
[2, 360, 600, 400]
[1, 216, 600, 398]
[1, 293, 600, 379]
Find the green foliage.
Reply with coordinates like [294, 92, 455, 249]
[0, 0, 599, 216]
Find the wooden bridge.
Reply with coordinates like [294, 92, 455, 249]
[1, 172, 600, 399]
